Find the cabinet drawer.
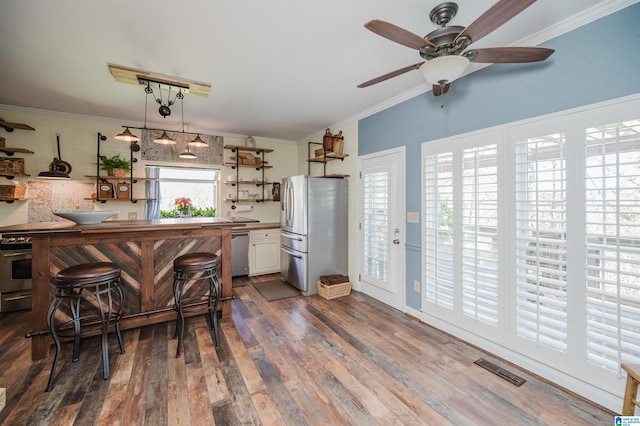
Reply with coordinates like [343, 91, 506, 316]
[250, 229, 279, 241]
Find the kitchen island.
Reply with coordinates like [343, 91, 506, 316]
[0, 217, 239, 360]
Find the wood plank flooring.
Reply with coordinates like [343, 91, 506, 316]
[0, 274, 615, 425]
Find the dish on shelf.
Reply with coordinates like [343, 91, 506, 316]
[53, 211, 119, 224]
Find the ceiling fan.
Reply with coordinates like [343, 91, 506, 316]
[0, 117, 35, 132]
[358, 0, 554, 96]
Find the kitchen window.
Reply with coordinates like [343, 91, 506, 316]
[147, 166, 219, 218]
[421, 96, 640, 397]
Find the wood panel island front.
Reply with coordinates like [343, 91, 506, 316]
[0, 217, 239, 360]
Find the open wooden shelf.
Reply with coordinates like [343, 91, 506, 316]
[1, 173, 29, 179]
[85, 175, 158, 181]
[0, 147, 34, 156]
[224, 145, 273, 154]
[308, 153, 349, 162]
[224, 163, 273, 169]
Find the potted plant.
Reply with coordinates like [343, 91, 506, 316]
[100, 153, 131, 177]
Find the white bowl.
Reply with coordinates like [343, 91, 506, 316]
[54, 211, 119, 225]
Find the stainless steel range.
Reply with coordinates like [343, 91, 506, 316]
[0, 235, 32, 312]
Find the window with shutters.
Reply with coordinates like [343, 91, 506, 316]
[362, 170, 389, 282]
[514, 134, 568, 352]
[424, 151, 455, 309]
[584, 119, 640, 373]
[421, 96, 640, 396]
[423, 135, 501, 330]
[462, 145, 499, 326]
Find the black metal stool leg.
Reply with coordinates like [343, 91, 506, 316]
[115, 283, 126, 354]
[71, 294, 82, 362]
[174, 275, 186, 358]
[209, 272, 221, 346]
[46, 296, 63, 392]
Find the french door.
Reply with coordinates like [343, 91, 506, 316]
[358, 147, 405, 311]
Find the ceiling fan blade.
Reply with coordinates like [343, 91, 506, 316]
[365, 20, 436, 50]
[432, 83, 451, 97]
[454, 0, 537, 45]
[357, 62, 424, 88]
[467, 47, 554, 63]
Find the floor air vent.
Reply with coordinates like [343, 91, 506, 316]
[473, 358, 527, 387]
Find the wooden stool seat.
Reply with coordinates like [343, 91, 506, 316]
[46, 262, 125, 392]
[173, 252, 221, 358]
[622, 363, 640, 416]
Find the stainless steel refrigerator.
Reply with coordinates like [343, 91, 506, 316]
[280, 175, 348, 295]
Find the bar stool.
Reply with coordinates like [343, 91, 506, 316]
[173, 252, 221, 358]
[46, 262, 125, 392]
[622, 363, 640, 416]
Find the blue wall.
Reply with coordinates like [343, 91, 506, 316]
[358, 4, 640, 309]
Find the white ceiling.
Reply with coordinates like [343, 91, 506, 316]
[0, 0, 630, 142]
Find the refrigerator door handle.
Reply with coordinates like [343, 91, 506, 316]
[281, 247, 303, 258]
[286, 182, 294, 227]
[280, 231, 303, 241]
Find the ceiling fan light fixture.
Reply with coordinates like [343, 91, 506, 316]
[419, 55, 469, 86]
[188, 134, 208, 148]
[153, 130, 177, 145]
[114, 127, 140, 142]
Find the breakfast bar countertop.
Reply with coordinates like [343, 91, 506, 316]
[0, 217, 240, 236]
[13, 217, 240, 360]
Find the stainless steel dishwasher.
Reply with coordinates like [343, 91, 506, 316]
[231, 232, 250, 277]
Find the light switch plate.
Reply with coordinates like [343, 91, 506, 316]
[128, 212, 137, 220]
[407, 212, 419, 223]
[414, 280, 421, 292]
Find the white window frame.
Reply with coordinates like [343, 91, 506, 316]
[419, 94, 640, 408]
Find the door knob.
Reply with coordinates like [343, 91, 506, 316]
[393, 239, 400, 245]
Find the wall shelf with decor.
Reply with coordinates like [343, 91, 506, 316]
[307, 141, 349, 178]
[84, 175, 158, 203]
[89, 132, 156, 203]
[0, 134, 34, 179]
[0, 157, 30, 180]
[223, 145, 275, 208]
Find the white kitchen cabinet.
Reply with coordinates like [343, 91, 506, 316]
[249, 229, 280, 276]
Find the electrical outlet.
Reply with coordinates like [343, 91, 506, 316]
[414, 280, 421, 292]
[407, 212, 419, 223]
[128, 212, 137, 220]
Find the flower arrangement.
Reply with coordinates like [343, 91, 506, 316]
[174, 197, 192, 215]
[161, 197, 216, 218]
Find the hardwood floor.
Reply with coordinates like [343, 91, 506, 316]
[0, 274, 614, 425]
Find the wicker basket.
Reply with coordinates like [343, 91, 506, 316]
[0, 184, 27, 200]
[0, 157, 25, 175]
[317, 280, 352, 299]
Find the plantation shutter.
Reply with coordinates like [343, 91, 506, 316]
[362, 169, 389, 282]
[424, 152, 454, 309]
[461, 145, 499, 326]
[584, 119, 640, 372]
[514, 134, 568, 352]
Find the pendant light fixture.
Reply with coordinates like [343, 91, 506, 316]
[188, 134, 208, 148]
[179, 147, 196, 159]
[38, 133, 71, 179]
[115, 127, 140, 142]
[153, 130, 177, 145]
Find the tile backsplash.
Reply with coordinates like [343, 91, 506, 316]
[27, 181, 95, 222]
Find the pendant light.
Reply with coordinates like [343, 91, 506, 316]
[115, 127, 140, 142]
[188, 134, 208, 148]
[153, 130, 177, 145]
[38, 133, 71, 179]
[179, 147, 196, 159]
